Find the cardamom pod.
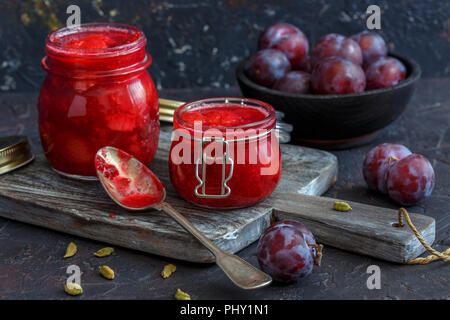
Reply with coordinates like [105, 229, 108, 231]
[174, 288, 190, 300]
[161, 264, 176, 279]
[94, 247, 114, 257]
[63, 241, 77, 259]
[99, 265, 115, 280]
[333, 201, 352, 212]
[64, 282, 83, 296]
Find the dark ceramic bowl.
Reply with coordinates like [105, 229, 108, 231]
[236, 53, 421, 149]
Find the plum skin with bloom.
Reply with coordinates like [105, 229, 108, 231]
[273, 71, 311, 94]
[363, 143, 412, 193]
[244, 49, 291, 88]
[365, 56, 406, 89]
[272, 33, 309, 69]
[386, 154, 435, 206]
[264, 220, 317, 257]
[258, 23, 303, 50]
[257, 222, 314, 282]
[311, 57, 366, 94]
[311, 33, 363, 66]
[350, 31, 387, 65]
[299, 55, 313, 73]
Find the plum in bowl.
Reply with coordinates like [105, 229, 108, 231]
[236, 52, 421, 149]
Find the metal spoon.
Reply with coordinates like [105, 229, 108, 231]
[95, 146, 272, 290]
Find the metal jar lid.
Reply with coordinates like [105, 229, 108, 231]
[0, 136, 35, 175]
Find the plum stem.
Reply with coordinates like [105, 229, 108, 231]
[387, 156, 399, 164]
[308, 243, 324, 266]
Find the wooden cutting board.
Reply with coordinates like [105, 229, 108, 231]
[0, 127, 435, 263]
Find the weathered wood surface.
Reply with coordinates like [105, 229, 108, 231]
[272, 194, 435, 263]
[0, 126, 436, 263]
[0, 127, 338, 263]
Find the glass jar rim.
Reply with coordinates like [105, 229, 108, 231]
[46, 22, 147, 58]
[174, 97, 277, 133]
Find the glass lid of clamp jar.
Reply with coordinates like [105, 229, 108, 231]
[169, 97, 282, 209]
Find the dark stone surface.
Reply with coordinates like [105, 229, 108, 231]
[0, 78, 449, 299]
[0, 0, 449, 92]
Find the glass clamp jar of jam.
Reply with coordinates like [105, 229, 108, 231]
[38, 23, 159, 180]
[169, 97, 282, 209]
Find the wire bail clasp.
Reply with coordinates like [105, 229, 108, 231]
[194, 137, 234, 198]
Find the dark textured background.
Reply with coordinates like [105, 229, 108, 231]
[0, 0, 449, 92]
[0, 1, 449, 300]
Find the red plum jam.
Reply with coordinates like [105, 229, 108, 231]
[169, 98, 281, 209]
[38, 23, 159, 179]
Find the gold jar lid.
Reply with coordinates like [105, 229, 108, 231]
[0, 136, 35, 175]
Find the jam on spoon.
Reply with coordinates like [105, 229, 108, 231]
[95, 146, 272, 290]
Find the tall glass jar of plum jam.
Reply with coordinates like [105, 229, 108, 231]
[169, 97, 281, 209]
[38, 23, 159, 179]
